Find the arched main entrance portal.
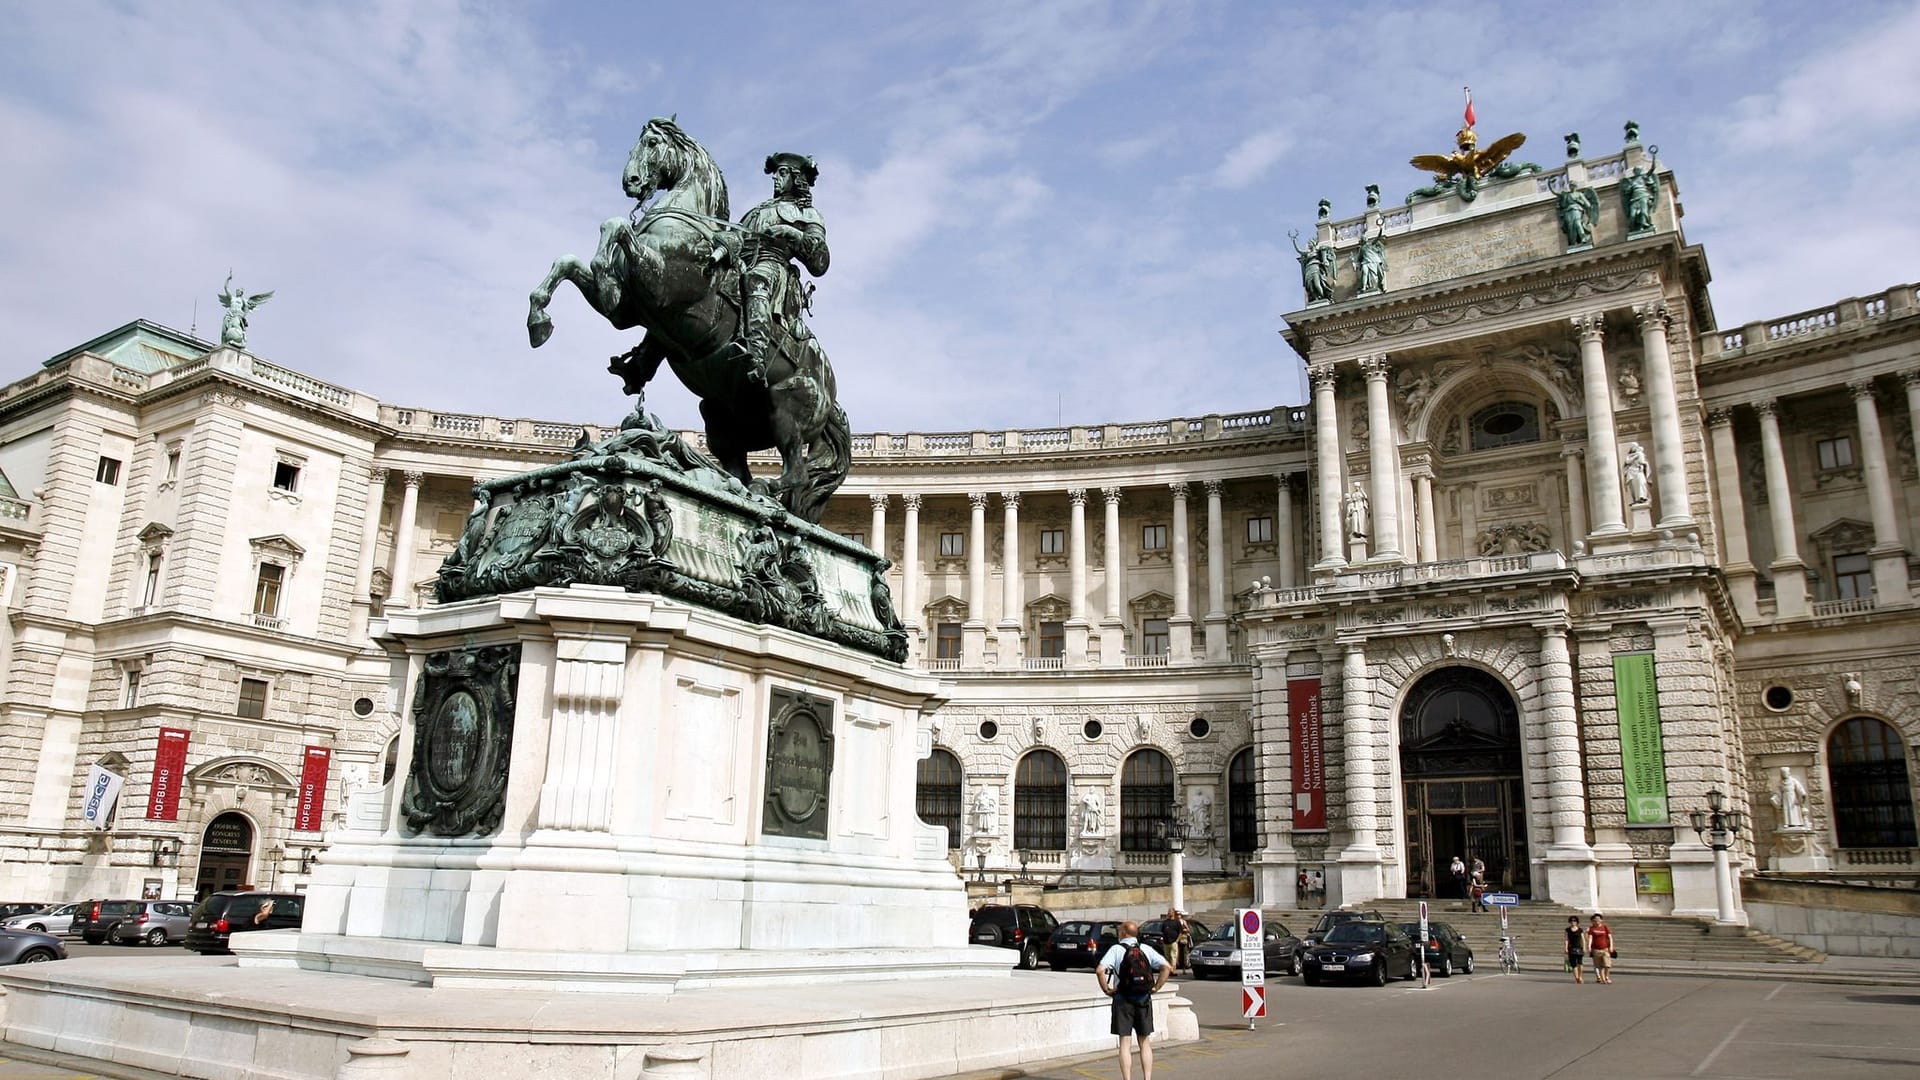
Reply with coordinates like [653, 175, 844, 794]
[1400, 667, 1530, 899]
[194, 812, 254, 901]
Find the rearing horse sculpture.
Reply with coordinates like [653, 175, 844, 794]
[526, 118, 850, 524]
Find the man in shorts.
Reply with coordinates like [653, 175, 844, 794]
[1097, 920, 1172, 1080]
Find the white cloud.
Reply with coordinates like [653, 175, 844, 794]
[1213, 128, 1294, 188]
[1726, 3, 1920, 150]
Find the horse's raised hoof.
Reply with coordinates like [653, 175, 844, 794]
[528, 311, 555, 348]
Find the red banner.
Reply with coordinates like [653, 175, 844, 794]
[1289, 678, 1326, 830]
[146, 727, 190, 821]
[294, 745, 332, 832]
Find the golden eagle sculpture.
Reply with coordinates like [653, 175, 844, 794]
[1404, 88, 1540, 204]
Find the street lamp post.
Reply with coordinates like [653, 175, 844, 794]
[1688, 788, 1745, 925]
[1156, 808, 1190, 914]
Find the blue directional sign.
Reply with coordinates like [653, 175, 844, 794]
[1484, 892, 1520, 907]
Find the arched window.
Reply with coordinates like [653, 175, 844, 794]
[916, 748, 964, 849]
[1014, 750, 1067, 850]
[1228, 747, 1258, 853]
[1121, 748, 1175, 851]
[1827, 717, 1917, 849]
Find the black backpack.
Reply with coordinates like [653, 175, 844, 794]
[1117, 944, 1156, 996]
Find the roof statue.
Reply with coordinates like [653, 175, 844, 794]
[216, 272, 273, 350]
[1406, 87, 1541, 204]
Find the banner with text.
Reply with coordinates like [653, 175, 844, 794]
[1289, 678, 1326, 829]
[1613, 652, 1669, 824]
[294, 745, 332, 832]
[145, 726, 190, 821]
[81, 764, 124, 830]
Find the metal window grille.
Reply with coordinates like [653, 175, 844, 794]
[1120, 749, 1174, 851]
[1229, 747, 1258, 852]
[1829, 717, 1918, 848]
[916, 749, 964, 849]
[1014, 750, 1067, 850]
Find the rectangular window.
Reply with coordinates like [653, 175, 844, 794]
[1834, 553, 1874, 601]
[95, 456, 122, 485]
[939, 532, 965, 558]
[1142, 617, 1169, 656]
[236, 678, 269, 719]
[1140, 524, 1168, 551]
[1039, 621, 1065, 658]
[844, 531, 867, 548]
[1039, 529, 1065, 555]
[935, 622, 962, 659]
[253, 563, 284, 616]
[123, 671, 141, 709]
[1247, 516, 1274, 544]
[142, 553, 162, 607]
[1816, 436, 1854, 471]
[272, 460, 301, 492]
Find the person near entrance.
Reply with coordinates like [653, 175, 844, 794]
[1469, 866, 1488, 913]
[1449, 855, 1467, 899]
[1097, 920, 1172, 1080]
[1564, 916, 1587, 984]
[1588, 914, 1616, 984]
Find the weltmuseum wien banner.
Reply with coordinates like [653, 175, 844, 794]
[1613, 652, 1669, 824]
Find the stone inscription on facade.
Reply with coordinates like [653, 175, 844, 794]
[763, 687, 836, 841]
[1395, 205, 1559, 288]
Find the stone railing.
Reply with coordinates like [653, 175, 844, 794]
[1325, 550, 1568, 591]
[1811, 596, 1877, 618]
[1841, 848, 1916, 867]
[847, 408, 1306, 459]
[1022, 657, 1065, 671]
[252, 613, 285, 631]
[1121, 851, 1170, 867]
[249, 358, 352, 407]
[1702, 282, 1916, 362]
[924, 657, 961, 672]
[1126, 654, 1170, 669]
[0, 496, 31, 522]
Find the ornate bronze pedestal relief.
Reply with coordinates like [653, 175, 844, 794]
[762, 688, 835, 841]
[401, 645, 522, 837]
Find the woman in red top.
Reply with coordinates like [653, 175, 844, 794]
[1587, 914, 1615, 984]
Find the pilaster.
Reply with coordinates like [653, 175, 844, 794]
[1098, 487, 1126, 668]
[1168, 482, 1194, 663]
[995, 491, 1023, 667]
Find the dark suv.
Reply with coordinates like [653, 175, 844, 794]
[968, 904, 1058, 970]
[184, 892, 305, 954]
[71, 899, 142, 945]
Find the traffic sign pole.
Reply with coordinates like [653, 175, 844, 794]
[1418, 899, 1431, 989]
[1236, 908, 1266, 1027]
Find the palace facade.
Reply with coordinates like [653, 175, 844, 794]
[0, 128, 1915, 921]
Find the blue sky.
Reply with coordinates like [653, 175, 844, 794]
[3, 1, 1917, 434]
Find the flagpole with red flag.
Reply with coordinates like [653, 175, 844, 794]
[1464, 86, 1476, 128]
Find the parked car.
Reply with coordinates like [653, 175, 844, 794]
[3, 904, 80, 935]
[71, 899, 144, 945]
[0, 928, 65, 964]
[1300, 908, 1386, 948]
[1190, 919, 1306, 978]
[1043, 919, 1119, 971]
[0, 902, 54, 922]
[1398, 920, 1476, 977]
[184, 892, 306, 955]
[1301, 921, 1418, 986]
[967, 904, 1059, 970]
[1138, 917, 1211, 958]
[106, 901, 195, 946]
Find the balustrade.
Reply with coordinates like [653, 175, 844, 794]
[1841, 848, 1915, 866]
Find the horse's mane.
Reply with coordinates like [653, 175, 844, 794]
[643, 117, 729, 220]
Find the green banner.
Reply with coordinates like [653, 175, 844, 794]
[1613, 653, 1668, 824]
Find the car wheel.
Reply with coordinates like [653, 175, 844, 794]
[1464, 952, 1475, 975]
[18, 948, 55, 964]
[1019, 945, 1038, 970]
[146, 928, 168, 947]
[1289, 952, 1302, 977]
[1439, 955, 1453, 978]
[25, 923, 45, 933]
[1372, 960, 1388, 987]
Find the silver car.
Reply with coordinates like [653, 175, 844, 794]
[105, 901, 194, 946]
[3, 903, 79, 936]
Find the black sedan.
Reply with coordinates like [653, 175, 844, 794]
[1189, 920, 1306, 978]
[1139, 917, 1211, 955]
[1043, 920, 1119, 971]
[1301, 922, 1418, 986]
[1398, 920, 1476, 977]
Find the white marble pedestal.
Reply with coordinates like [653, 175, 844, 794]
[1768, 826, 1832, 872]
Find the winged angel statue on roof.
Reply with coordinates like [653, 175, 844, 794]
[216, 273, 273, 350]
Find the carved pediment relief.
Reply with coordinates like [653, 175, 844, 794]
[1129, 590, 1175, 621]
[1026, 593, 1070, 622]
[189, 756, 297, 802]
[248, 534, 307, 565]
[925, 595, 969, 623]
[1810, 517, 1874, 553]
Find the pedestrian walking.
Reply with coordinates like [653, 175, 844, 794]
[1587, 914, 1616, 984]
[1469, 868, 1488, 913]
[1564, 916, 1586, 984]
[1097, 920, 1172, 1080]
[1449, 855, 1466, 899]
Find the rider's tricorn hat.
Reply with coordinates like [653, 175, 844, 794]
[764, 152, 819, 186]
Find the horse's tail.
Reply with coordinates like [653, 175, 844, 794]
[791, 403, 851, 525]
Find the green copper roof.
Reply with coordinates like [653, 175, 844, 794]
[43, 320, 215, 373]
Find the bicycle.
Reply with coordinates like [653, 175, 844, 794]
[1498, 935, 1520, 974]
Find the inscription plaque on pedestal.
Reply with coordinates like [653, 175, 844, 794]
[762, 688, 835, 841]
[401, 645, 522, 838]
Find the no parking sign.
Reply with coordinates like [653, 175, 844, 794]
[1236, 908, 1266, 1021]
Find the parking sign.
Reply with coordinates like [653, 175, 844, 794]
[1237, 907, 1262, 952]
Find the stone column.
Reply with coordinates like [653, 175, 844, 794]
[1169, 482, 1194, 663]
[1336, 644, 1382, 905]
[1574, 314, 1626, 536]
[1203, 480, 1229, 660]
[386, 471, 423, 605]
[1067, 489, 1091, 666]
[1636, 303, 1695, 528]
[997, 491, 1024, 666]
[1850, 379, 1912, 603]
[901, 494, 922, 653]
[1706, 410, 1759, 618]
[1275, 474, 1297, 587]
[1359, 356, 1401, 559]
[1563, 450, 1589, 546]
[1755, 400, 1809, 616]
[964, 492, 989, 667]
[348, 466, 388, 642]
[1539, 626, 1597, 908]
[868, 493, 887, 557]
[1906, 371, 1920, 480]
[1099, 487, 1126, 667]
[1311, 365, 1346, 568]
[1413, 473, 1437, 564]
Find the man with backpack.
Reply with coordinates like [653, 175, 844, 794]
[1096, 919, 1172, 1080]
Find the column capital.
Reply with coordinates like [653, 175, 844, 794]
[1203, 479, 1224, 499]
[1358, 354, 1391, 380]
[1308, 364, 1339, 392]
[1571, 312, 1606, 341]
[999, 490, 1021, 509]
[868, 493, 889, 511]
[401, 470, 424, 489]
[369, 465, 389, 485]
[968, 492, 990, 511]
[1168, 481, 1190, 500]
[1752, 398, 1780, 419]
[1705, 407, 1736, 428]
[1068, 488, 1087, 506]
[1902, 369, 1920, 389]
[1540, 624, 1570, 643]
[1102, 487, 1123, 506]
[1633, 301, 1670, 331]
[1847, 378, 1879, 402]
[1561, 445, 1587, 460]
[901, 493, 922, 511]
